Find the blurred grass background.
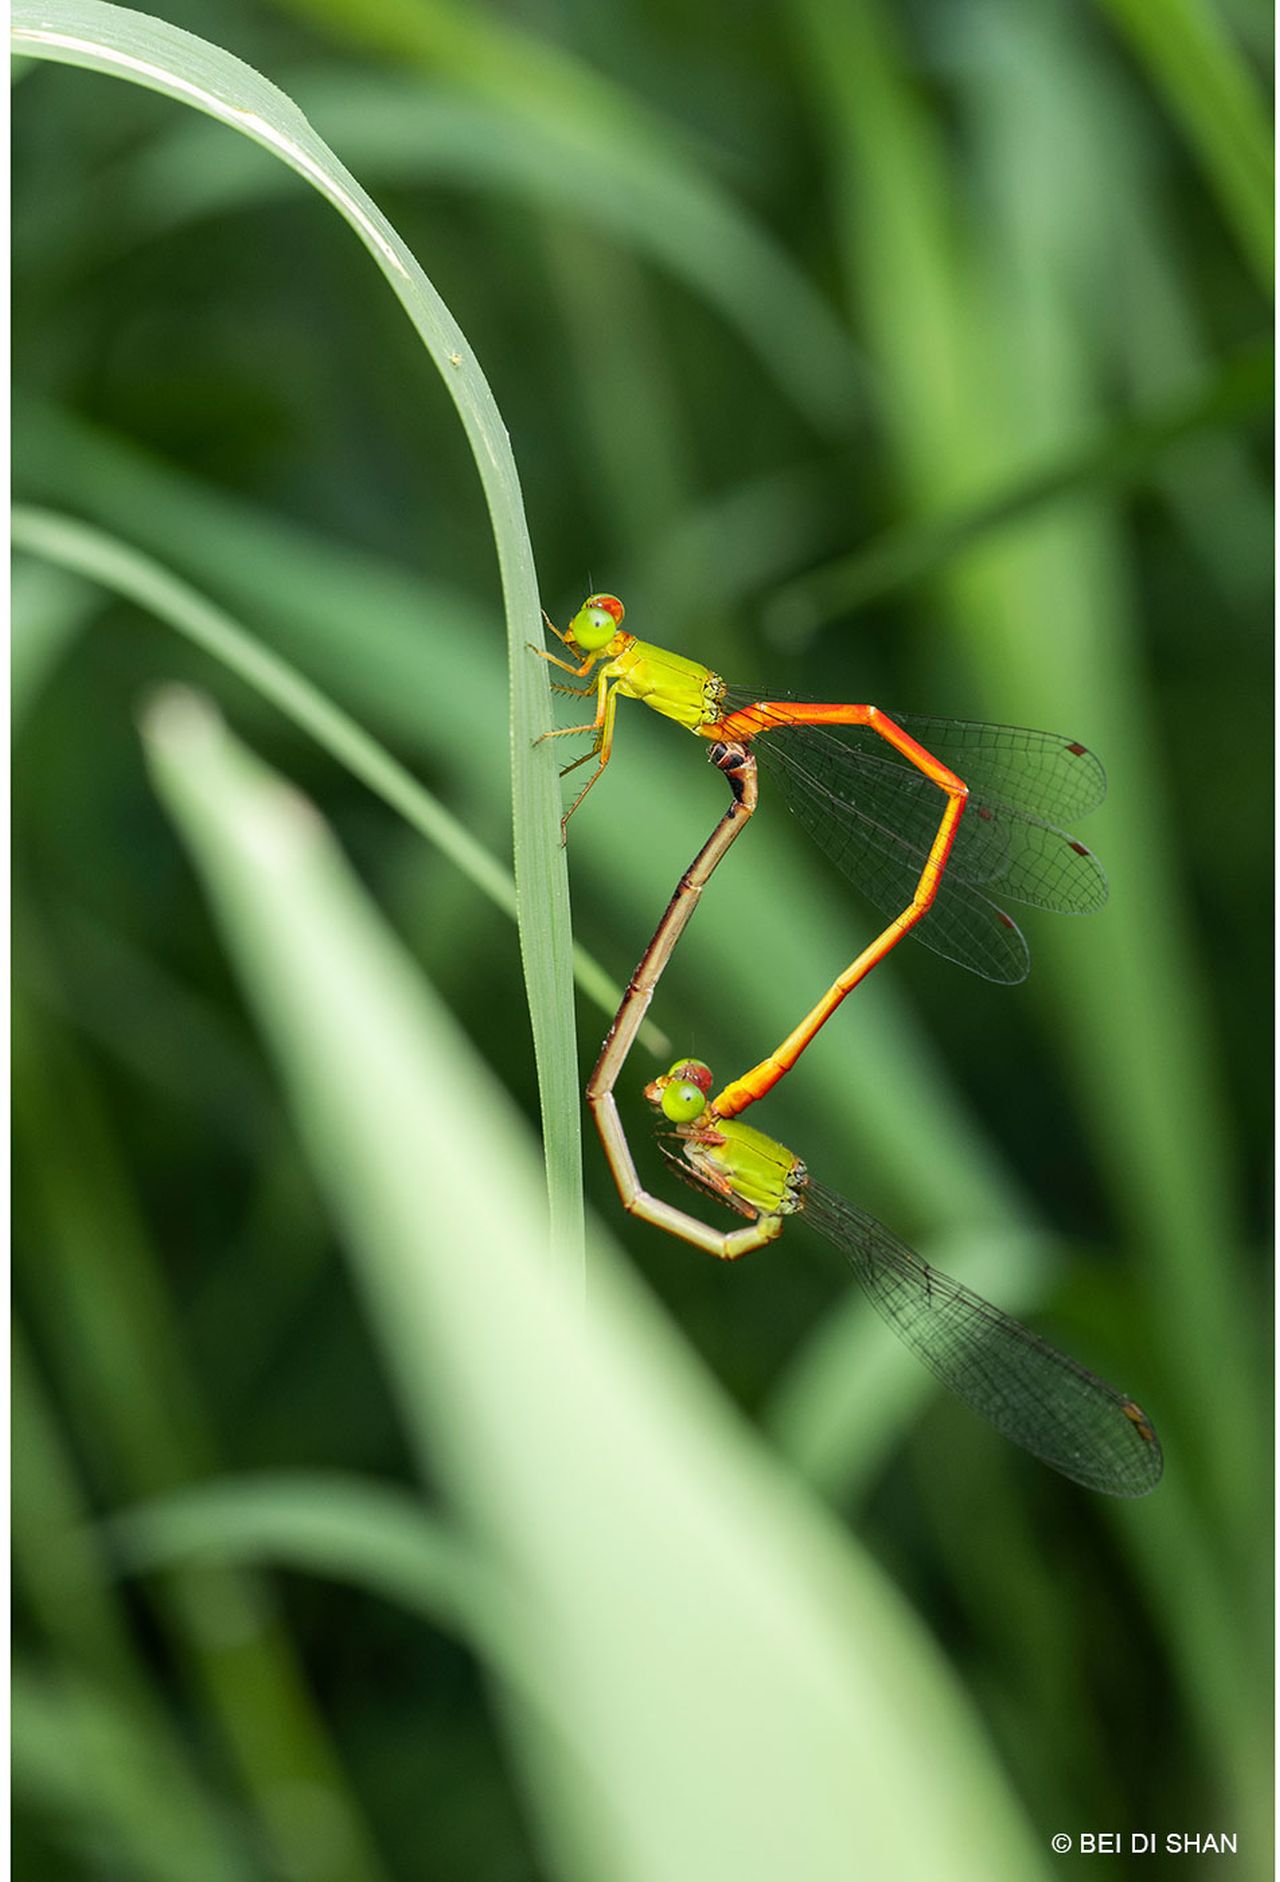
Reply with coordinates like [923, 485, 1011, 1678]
[12, 0, 1272, 1877]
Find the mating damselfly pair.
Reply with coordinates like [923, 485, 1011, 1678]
[538, 595, 1161, 1498]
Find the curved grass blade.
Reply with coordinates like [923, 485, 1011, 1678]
[11, 0, 581, 1249]
[1094, 0, 1273, 290]
[11, 555, 100, 727]
[11, 505, 647, 1052]
[109, 1475, 484, 1637]
[142, 686, 1048, 1882]
[117, 70, 865, 436]
[13, 1332, 258, 1882]
[12, 1662, 254, 1882]
[13, 984, 393, 1882]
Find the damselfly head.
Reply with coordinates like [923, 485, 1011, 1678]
[645, 1057, 713, 1124]
[567, 593, 625, 651]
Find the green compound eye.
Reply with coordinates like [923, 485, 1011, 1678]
[569, 593, 623, 651]
[661, 1079, 708, 1124]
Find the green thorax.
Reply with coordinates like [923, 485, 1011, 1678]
[686, 1116, 807, 1218]
[610, 635, 726, 732]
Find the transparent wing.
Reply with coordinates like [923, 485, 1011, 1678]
[749, 721, 1033, 982]
[720, 692, 1108, 984]
[820, 744, 1109, 911]
[657, 1140, 758, 1220]
[803, 1180, 1163, 1498]
[892, 714, 1107, 822]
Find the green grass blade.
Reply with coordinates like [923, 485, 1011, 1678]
[142, 685, 1047, 1882]
[116, 68, 864, 435]
[14, 983, 394, 1882]
[11, 0, 581, 1250]
[12, 1662, 254, 1882]
[13, 1332, 257, 1882]
[106, 1474, 631, 1765]
[11, 555, 100, 727]
[106, 1473, 585, 1735]
[792, 0, 1259, 1502]
[11, 507, 514, 904]
[11, 505, 639, 1051]
[765, 339, 1272, 641]
[269, 0, 864, 430]
[13, 396, 505, 762]
[1095, 0, 1273, 288]
[790, 0, 1266, 1814]
[109, 1476, 484, 1637]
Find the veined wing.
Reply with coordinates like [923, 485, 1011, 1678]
[720, 693, 1108, 982]
[747, 722, 1033, 981]
[892, 714, 1107, 823]
[803, 1180, 1163, 1498]
[819, 742, 1109, 912]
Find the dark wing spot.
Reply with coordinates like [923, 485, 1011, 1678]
[1123, 1401, 1158, 1443]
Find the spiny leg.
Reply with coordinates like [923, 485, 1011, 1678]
[558, 678, 620, 841]
[535, 663, 612, 752]
[535, 721, 604, 746]
[558, 744, 603, 780]
[529, 642, 596, 679]
[559, 756, 609, 840]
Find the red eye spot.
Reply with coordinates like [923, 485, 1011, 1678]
[1066, 741, 1087, 757]
[589, 594, 625, 623]
[672, 1059, 713, 1093]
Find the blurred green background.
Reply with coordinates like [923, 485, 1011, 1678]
[13, 0, 1272, 1877]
